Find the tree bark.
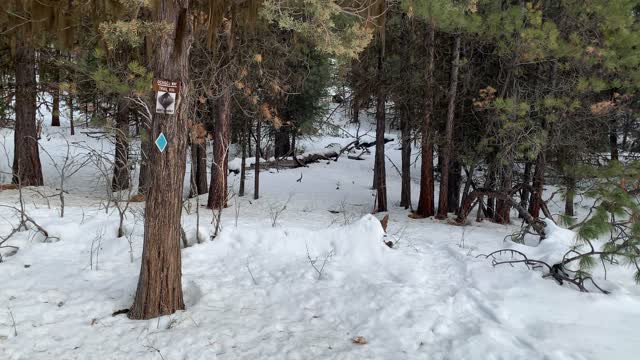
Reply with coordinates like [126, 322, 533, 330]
[436, 34, 461, 219]
[69, 95, 75, 136]
[416, 21, 436, 217]
[400, 108, 411, 209]
[494, 164, 512, 224]
[12, 38, 43, 187]
[609, 117, 618, 162]
[51, 59, 61, 127]
[374, 42, 387, 212]
[459, 166, 473, 216]
[207, 16, 233, 210]
[274, 127, 291, 158]
[351, 95, 360, 124]
[519, 161, 532, 218]
[195, 141, 207, 193]
[565, 175, 575, 217]
[254, 116, 261, 200]
[129, 0, 191, 320]
[112, 96, 130, 191]
[528, 151, 545, 218]
[447, 159, 462, 213]
[239, 118, 247, 197]
[207, 87, 231, 209]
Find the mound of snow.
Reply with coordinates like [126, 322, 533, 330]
[201, 214, 388, 266]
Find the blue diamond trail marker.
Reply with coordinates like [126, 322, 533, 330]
[155, 133, 168, 153]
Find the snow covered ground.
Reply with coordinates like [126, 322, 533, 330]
[1, 107, 640, 359]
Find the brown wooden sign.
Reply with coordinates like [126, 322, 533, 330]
[153, 79, 180, 115]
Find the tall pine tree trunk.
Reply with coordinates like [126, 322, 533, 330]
[207, 16, 232, 210]
[51, 58, 61, 127]
[129, 0, 191, 320]
[436, 34, 461, 219]
[112, 96, 130, 191]
[274, 127, 291, 158]
[528, 151, 545, 218]
[196, 141, 207, 193]
[416, 21, 436, 217]
[207, 87, 230, 209]
[447, 159, 462, 213]
[374, 42, 387, 212]
[12, 38, 43, 187]
[400, 108, 411, 209]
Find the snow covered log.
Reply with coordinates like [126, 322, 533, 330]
[228, 146, 340, 174]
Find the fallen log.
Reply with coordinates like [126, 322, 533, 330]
[229, 150, 339, 174]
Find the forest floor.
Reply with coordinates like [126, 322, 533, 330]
[1, 110, 640, 359]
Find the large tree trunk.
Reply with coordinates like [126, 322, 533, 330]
[416, 21, 436, 218]
[274, 127, 291, 158]
[112, 96, 130, 191]
[207, 88, 231, 209]
[129, 0, 191, 320]
[195, 141, 207, 193]
[207, 16, 233, 210]
[12, 38, 43, 187]
[447, 159, 462, 213]
[436, 34, 461, 219]
[374, 43, 387, 213]
[400, 108, 411, 209]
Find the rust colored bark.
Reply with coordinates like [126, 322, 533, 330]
[12, 38, 43, 187]
[129, 0, 191, 320]
[416, 21, 436, 218]
[207, 15, 233, 210]
[374, 42, 387, 212]
[436, 34, 461, 219]
[207, 87, 231, 209]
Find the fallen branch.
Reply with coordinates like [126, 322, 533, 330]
[455, 189, 547, 239]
